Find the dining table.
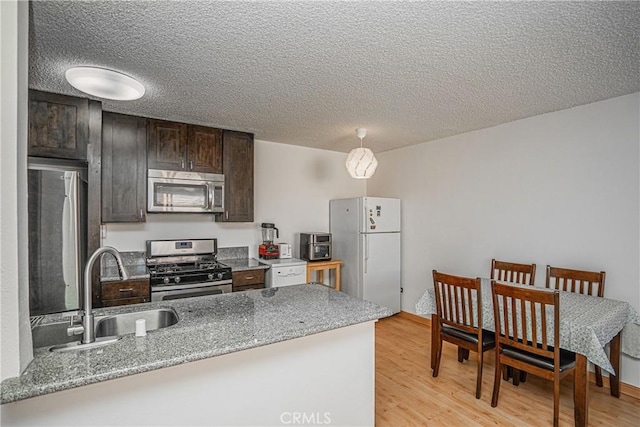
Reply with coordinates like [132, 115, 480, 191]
[416, 278, 640, 427]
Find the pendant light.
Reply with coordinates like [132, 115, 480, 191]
[345, 128, 378, 179]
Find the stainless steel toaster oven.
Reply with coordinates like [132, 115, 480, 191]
[300, 233, 332, 261]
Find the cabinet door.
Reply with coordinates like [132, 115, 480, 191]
[102, 112, 147, 222]
[217, 131, 254, 222]
[187, 125, 223, 173]
[147, 119, 188, 170]
[232, 269, 265, 292]
[28, 90, 89, 160]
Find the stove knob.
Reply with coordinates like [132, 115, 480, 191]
[208, 273, 215, 280]
[163, 277, 170, 284]
[217, 272, 224, 280]
[174, 276, 181, 283]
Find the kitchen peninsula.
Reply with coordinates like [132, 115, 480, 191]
[1, 285, 391, 426]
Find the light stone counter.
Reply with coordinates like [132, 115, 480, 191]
[221, 257, 269, 272]
[1, 284, 391, 404]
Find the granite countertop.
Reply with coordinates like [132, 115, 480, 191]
[1, 284, 392, 404]
[100, 247, 269, 281]
[217, 246, 269, 272]
[222, 258, 270, 272]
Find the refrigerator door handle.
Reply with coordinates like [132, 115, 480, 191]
[364, 234, 369, 273]
[63, 171, 82, 311]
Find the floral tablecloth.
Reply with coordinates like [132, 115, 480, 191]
[416, 278, 640, 374]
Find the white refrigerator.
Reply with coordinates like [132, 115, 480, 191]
[330, 197, 401, 314]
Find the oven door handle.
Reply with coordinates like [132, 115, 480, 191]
[152, 285, 231, 301]
[152, 279, 232, 292]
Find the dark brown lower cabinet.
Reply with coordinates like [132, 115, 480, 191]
[232, 269, 265, 292]
[101, 112, 147, 222]
[101, 279, 150, 307]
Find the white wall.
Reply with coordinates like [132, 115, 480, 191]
[368, 92, 640, 386]
[103, 140, 365, 256]
[1, 0, 32, 381]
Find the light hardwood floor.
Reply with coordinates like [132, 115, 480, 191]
[375, 314, 640, 426]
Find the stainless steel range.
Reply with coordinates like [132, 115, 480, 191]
[146, 239, 232, 301]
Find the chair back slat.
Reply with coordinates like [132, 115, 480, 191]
[491, 259, 536, 286]
[491, 281, 559, 360]
[433, 271, 482, 334]
[545, 266, 605, 297]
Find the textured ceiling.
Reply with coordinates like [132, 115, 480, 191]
[29, 1, 640, 153]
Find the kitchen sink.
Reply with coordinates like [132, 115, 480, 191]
[33, 308, 179, 350]
[95, 307, 179, 337]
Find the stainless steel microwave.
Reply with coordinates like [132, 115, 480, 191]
[147, 169, 224, 213]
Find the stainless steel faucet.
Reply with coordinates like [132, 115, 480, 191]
[76, 246, 130, 344]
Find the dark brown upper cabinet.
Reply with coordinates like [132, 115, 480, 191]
[188, 125, 223, 173]
[28, 90, 89, 160]
[217, 130, 254, 223]
[102, 112, 147, 223]
[147, 119, 222, 174]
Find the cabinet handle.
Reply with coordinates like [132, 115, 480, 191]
[244, 276, 254, 280]
[189, 160, 193, 170]
[139, 209, 144, 219]
[225, 211, 229, 220]
[181, 159, 185, 169]
[119, 288, 134, 293]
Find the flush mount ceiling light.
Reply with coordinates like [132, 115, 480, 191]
[345, 128, 378, 179]
[65, 66, 145, 101]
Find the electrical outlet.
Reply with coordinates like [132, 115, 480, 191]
[400, 287, 404, 293]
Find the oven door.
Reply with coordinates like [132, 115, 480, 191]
[151, 281, 232, 301]
[310, 243, 332, 260]
[147, 170, 224, 213]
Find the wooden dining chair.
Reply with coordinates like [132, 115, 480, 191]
[490, 259, 537, 384]
[491, 259, 536, 285]
[491, 281, 576, 427]
[545, 265, 605, 297]
[432, 270, 495, 399]
[546, 265, 606, 386]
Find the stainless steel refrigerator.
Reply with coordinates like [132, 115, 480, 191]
[330, 197, 401, 314]
[28, 157, 87, 315]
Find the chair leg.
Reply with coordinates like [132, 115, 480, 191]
[491, 359, 502, 407]
[475, 350, 483, 399]
[503, 366, 512, 381]
[457, 347, 470, 363]
[433, 338, 443, 377]
[595, 366, 603, 387]
[519, 370, 527, 383]
[512, 369, 520, 386]
[553, 376, 560, 427]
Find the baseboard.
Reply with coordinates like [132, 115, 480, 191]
[590, 371, 640, 400]
[397, 310, 431, 327]
[396, 311, 640, 400]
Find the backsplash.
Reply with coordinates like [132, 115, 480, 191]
[100, 247, 249, 274]
[217, 246, 248, 260]
[101, 251, 146, 268]
[100, 251, 146, 277]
